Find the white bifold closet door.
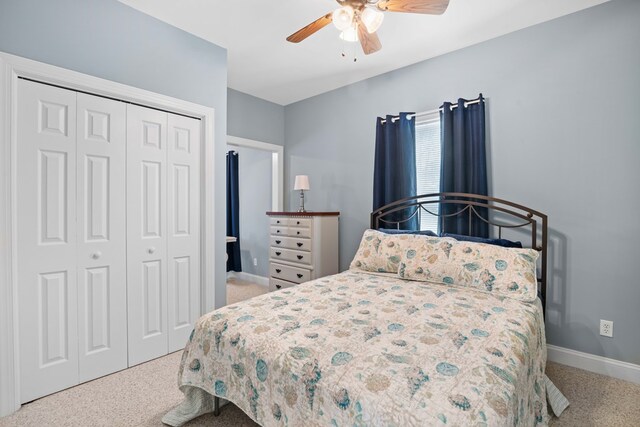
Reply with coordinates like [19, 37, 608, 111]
[75, 92, 127, 382]
[166, 114, 201, 352]
[126, 105, 200, 366]
[17, 79, 202, 401]
[17, 79, 127, 402]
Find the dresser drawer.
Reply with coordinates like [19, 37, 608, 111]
[287, 227, 311, 238]
[270, 225, 288, 236]
[270, 277, 296, 292]
[288, 218, 311, 228]
[270, 263, 310, 284]
[270, 217, 290, 226]
[270, 247, 312, 265]
[270, 236, 311, 251]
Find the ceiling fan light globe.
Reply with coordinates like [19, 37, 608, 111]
[339, 26, 359, 43]
[361, 6, 384, 33]
[332, 6, 355, 31]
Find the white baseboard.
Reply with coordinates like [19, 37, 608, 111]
[227, 271, 269, 287]
[547, 344, 640, 385]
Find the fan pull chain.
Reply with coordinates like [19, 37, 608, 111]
[341, 36, 349, 59]
[340, 30, 358, 62]
[353, 29, 358, 63]
[339, 20, 359, 62]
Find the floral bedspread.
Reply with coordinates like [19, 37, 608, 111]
[170, 270, 548, 426]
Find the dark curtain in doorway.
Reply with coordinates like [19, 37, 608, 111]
[373, 113, 418, 230]
[440, 94, 489, 237]
[226, 151, 242, 272]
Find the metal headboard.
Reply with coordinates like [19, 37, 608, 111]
[371, 192, 548, 310]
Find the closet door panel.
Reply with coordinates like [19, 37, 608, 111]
[17, 79, 79, 402]
[167, 114, 201, 351]
[76, 93, 127, 381]
[127, 104, 169, 366]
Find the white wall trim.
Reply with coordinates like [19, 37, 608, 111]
[227, 271, 269, 288]
[547, 345, 640, 385]
[0, 50, 18, 418]
[0, 51, 216, 417]
[227, 135, 284, 211]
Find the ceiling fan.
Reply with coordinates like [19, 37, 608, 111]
[286, 0, 451, 56]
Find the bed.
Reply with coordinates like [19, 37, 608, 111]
[163, 193, 566, 426]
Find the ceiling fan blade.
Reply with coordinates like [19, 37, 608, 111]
[356, 17, 382, 55]
[377, 0, 450, 15]
[286, 13, 333, 43]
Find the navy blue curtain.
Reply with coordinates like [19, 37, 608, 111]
[440, 94, 489, 237]
[373, 112, 418, 230]
[226, 151, 242, 272]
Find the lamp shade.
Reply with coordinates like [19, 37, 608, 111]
[339, 26, 359, 43]
[361, 7, 384, 33]
[294, 175, 310, 191]
[332, 6, 354, 31]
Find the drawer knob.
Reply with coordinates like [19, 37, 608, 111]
[275, 251, 281, 256]
[276, 284, 282, 289]
[296, 231, 300, 235]
[277, 220, 280, 224]
[275, 269, 282, 273]
[296, 221, 300, 225]
[277, 230, 281, 233]
[297, 273, 303, 278]
[297, 243, 303, 247]
[275, 240, 281, 244]
[297, 255, 303, 260]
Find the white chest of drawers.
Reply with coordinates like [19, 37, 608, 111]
[266, 212, 339, 291]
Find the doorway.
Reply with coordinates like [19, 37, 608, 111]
[226, 136, 283, 305]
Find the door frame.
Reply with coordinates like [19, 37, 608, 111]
[0, 51, 216, 416]
[227, 135, 284, 211]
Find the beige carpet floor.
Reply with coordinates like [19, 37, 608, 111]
[0, 351, 257, 427]
[2, 279, 638, 427]
[226, 277, 269, 305]
[546, 362, 640, 427]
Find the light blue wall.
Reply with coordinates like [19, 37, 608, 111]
[228, 88, 285, 146]
[227, 145, 272, 278]
[284, 0, 640, 364]
[227, 89, 283, 279]
[0, 0, 229, 308]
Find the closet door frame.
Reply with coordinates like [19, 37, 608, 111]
[0, 51, 217, 417]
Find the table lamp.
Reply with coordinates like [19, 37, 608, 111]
[294, 175, 310, 212]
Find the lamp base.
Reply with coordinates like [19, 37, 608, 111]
[298, 190, 306, 212]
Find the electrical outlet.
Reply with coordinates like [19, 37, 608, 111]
[600, 320, 613, 337]
[253, 258, 258, 267]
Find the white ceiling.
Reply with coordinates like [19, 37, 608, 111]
[120, 0, 609, 105]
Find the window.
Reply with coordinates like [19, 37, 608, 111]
[415, 113, 441, 232]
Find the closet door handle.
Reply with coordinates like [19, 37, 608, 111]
[275, 240, 281, 244]
[275, 251, 281, 256]
[297, 255, 303, 260]
[148, 247, 156, 254]
[275, 269, 282, 273]
[296, 273, 303, 279]
[276, 284, 282, 290]
[297, 243, 303, 247]
[91, 251, 102, 260]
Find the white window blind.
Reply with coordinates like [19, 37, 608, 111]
[415, 113, 441, 232]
